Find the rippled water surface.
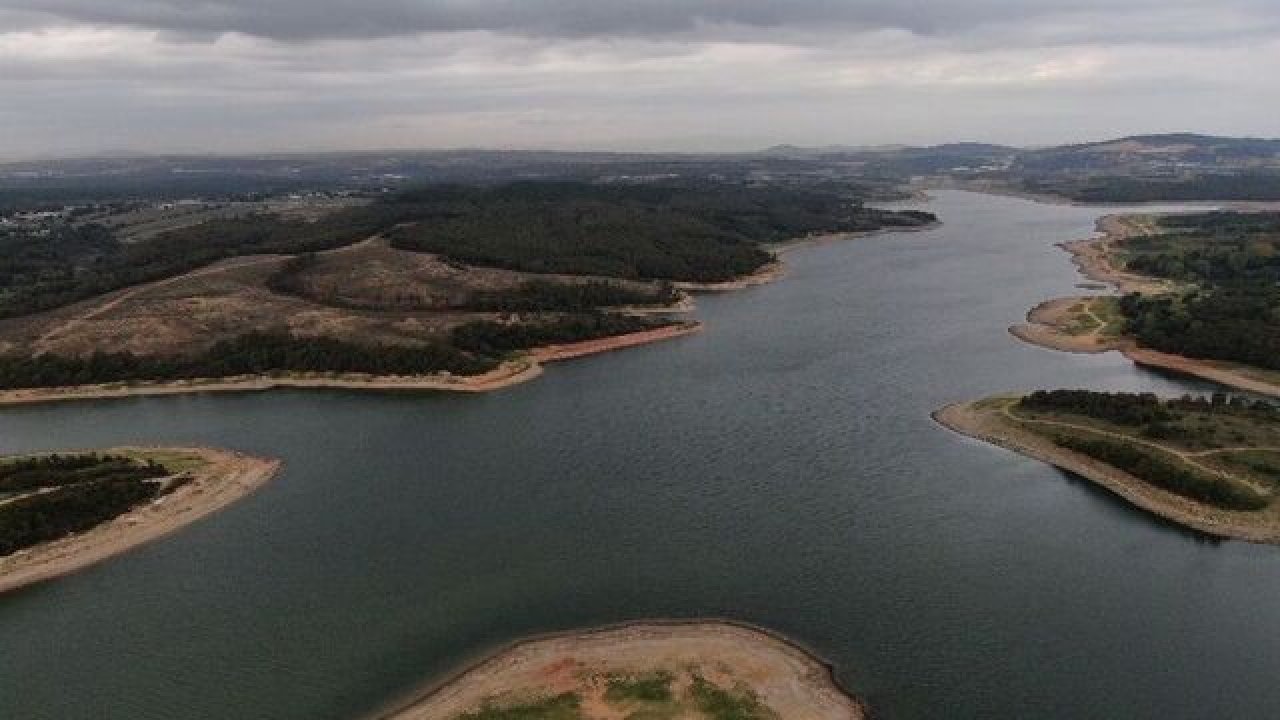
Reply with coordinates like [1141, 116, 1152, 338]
[2, 191, 1277, 720]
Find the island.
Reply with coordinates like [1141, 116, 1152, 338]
[373, 621, 866, 720]
[1012, 211, 1280, 398]
[0, 181, 934, 404]
[936, 390, 1280, 543]
[0, 446, 280, 593]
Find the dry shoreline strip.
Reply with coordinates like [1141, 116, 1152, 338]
[0, 322, 704, 407]
[370, 620, 867, 720]
[1011, 213, 1280, 398]
[0, 446, 282, 594]
[933, 400, 1280, 544]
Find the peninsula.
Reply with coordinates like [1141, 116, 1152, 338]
[0, 446, 280, 593]
[374, 621, 866, 720]
[936, 391, 1280, 543]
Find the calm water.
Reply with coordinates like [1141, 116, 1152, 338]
[2, 191, 1277, 720]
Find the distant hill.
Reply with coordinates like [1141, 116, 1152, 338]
[1013, 133, 1280, 175]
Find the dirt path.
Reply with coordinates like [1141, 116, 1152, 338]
[933, 400, 1280, 544]
[371, 621, 866, 720]
[1188, 447, 1280, 457]
[0, 446, 281, 594]
[1001, 405, 1270, 494]
[33, 254, 286, 353]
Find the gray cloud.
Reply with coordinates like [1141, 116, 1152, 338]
[8, 0, 1278, 42]
[0, 1, 1278, 157]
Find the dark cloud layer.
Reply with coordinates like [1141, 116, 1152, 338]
[12, 0, 1279, 41]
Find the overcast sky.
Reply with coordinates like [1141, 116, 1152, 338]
[1, 0, 1277, 157]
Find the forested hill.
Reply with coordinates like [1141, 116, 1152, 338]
[386, 182, 935, 282]
[0, 181, 935, 318]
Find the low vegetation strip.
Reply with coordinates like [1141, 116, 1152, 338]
[1050, 433, 1267, 511]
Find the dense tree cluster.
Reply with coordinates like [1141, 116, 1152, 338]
[1052, 434, 1268, 511]
[0, 453, 165, 494]
[1120, 290, 1280, 370]
[0, 453, 175, 557]
[0, 478, 163, 556]
[1123, 213, 1280, 287]
[1020, 390, 1173, 426]
[1021, 390, 1278, 425]
[1113, 211, 1280, 369]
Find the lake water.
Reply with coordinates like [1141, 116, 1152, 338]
[2, 191, 1277, 720]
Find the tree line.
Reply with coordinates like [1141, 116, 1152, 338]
[0, 453, 166, 494]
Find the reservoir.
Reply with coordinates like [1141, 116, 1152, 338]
[2, 191, 1276, 720]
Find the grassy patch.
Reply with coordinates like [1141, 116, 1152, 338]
[689, 677, 773, 720]
[605, 671, 674, 705]
[1205, 451, 1280, 489]
[126, 450, 207, 473]
[457, 693, 582, 720]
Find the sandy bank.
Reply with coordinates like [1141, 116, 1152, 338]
[1010, 297, 1125, 355]
[1059, 215, 1169, 295]
[0, 323, 703, 407]
[0, 446, 281, 594]
[674, 261, 786, 292]
[933, 400, 1280, 544]
[530, 322, 702, 362]
[1123, 348, 1280, 399]
[371, 620, 866, 720]
[675, 222, 939, 294]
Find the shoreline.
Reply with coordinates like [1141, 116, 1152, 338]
[1010, 213, 1280, 398]
[674, 261, 786, 292]
[673, 221, 940, 294]
[0, 322, 703, 407]
[0, 446, 282, 594]
[933, 400, 1280, 545]
[368, 619, 867, 720]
